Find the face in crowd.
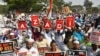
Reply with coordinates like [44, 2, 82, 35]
[38, 34, 44, 41]
[73, 41, 80, 50]
[50, 40, 57, 51]
[26, 41, 33, 50]
[22, 31, 27, 36]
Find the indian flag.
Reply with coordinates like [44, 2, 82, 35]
[47, 0, 53, 19]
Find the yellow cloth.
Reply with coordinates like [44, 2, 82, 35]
[35, 39, 50, 48]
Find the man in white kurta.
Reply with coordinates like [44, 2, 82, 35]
[18, 39, 39, 56]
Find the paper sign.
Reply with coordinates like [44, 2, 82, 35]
[31, 15, 39, 27]
[18, 21, 27, 30]
[38, 47, 48, 53]
[90, 32, 100, 42]
[0, 42, 14, 54]
[18, 52, 27, 56]
[45, 52, 64, 56]
[67, 50, 87, 56]
[44, 19, 52, 29]
[66, 16, 75, 28]
[56, 19, 64, 30]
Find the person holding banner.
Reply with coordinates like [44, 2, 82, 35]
[41, 29, 54, 44]
[54, 30, 69, 51]
[31, 27, 41, 41]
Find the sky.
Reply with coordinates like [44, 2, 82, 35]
[0, 0, 100, 7]
[64, 0, 100, 7]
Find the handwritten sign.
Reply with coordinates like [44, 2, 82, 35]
[38, 47, 48, 53]
[67, 50, 87, 56]
[90, 32, 100, 42]
[18, 52, 27, 56]
[0, 42, 14, 54]
[45, 52, 64, 56]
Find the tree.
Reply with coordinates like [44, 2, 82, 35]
[92, 7, 99, 13]
[4, 0, 65, 13]
[53, 0, 65, 12]
[4, 0, 42, 12]
[84, 0, 93, 13]
[71, 5, 83, 13]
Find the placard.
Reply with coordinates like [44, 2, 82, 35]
[66, 50, 87, 56]
[38, 47, 48, 53]
[18, 52, 27, 56]
[0, 42, 14, 54]
[31, 15, 39, 27]
[45, 52, 64, 56]
[44, 19, 52, 29]
[18, 20, 27, 30]
[90, 32, 100, 42]
[56, 19, 64, 30]
[66, 16, 75, 28]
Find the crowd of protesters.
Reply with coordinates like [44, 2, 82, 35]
[0, 13, 100, 56]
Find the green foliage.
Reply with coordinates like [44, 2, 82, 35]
[4, 0, 65, 13]
[84, 0, 93, 13]
[92, 7, 99, 13]
[0, 5, 8, 14]
[5, 0, 40, 12]
[71, 5, 83, 12]
[53, 0, 65, 12]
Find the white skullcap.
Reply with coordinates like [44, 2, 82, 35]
[10, 33, 14, 35]
[84, 33, 88, 36]
[27, 39, 34, 43]
[73, 40, 79, 44]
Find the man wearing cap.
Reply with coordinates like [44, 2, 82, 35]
[72, 40, 80, 50]
[18, 39, 39, 56]
[71, 40, 82, 55]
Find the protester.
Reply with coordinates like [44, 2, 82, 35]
[64, 27, 74, 49]
[31, 27, 41, 41]
[0, 12, 100, 56]
[87, 43, 100, 56]
[35, 34, 50, 48]
[72, 40, 80, 50]
[80, 34, 92, 48]
[41, 29, 54, 43]
[18, 39, 39, 56]
[48, 40, 61, 53]
[73, 28, 84, 42]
